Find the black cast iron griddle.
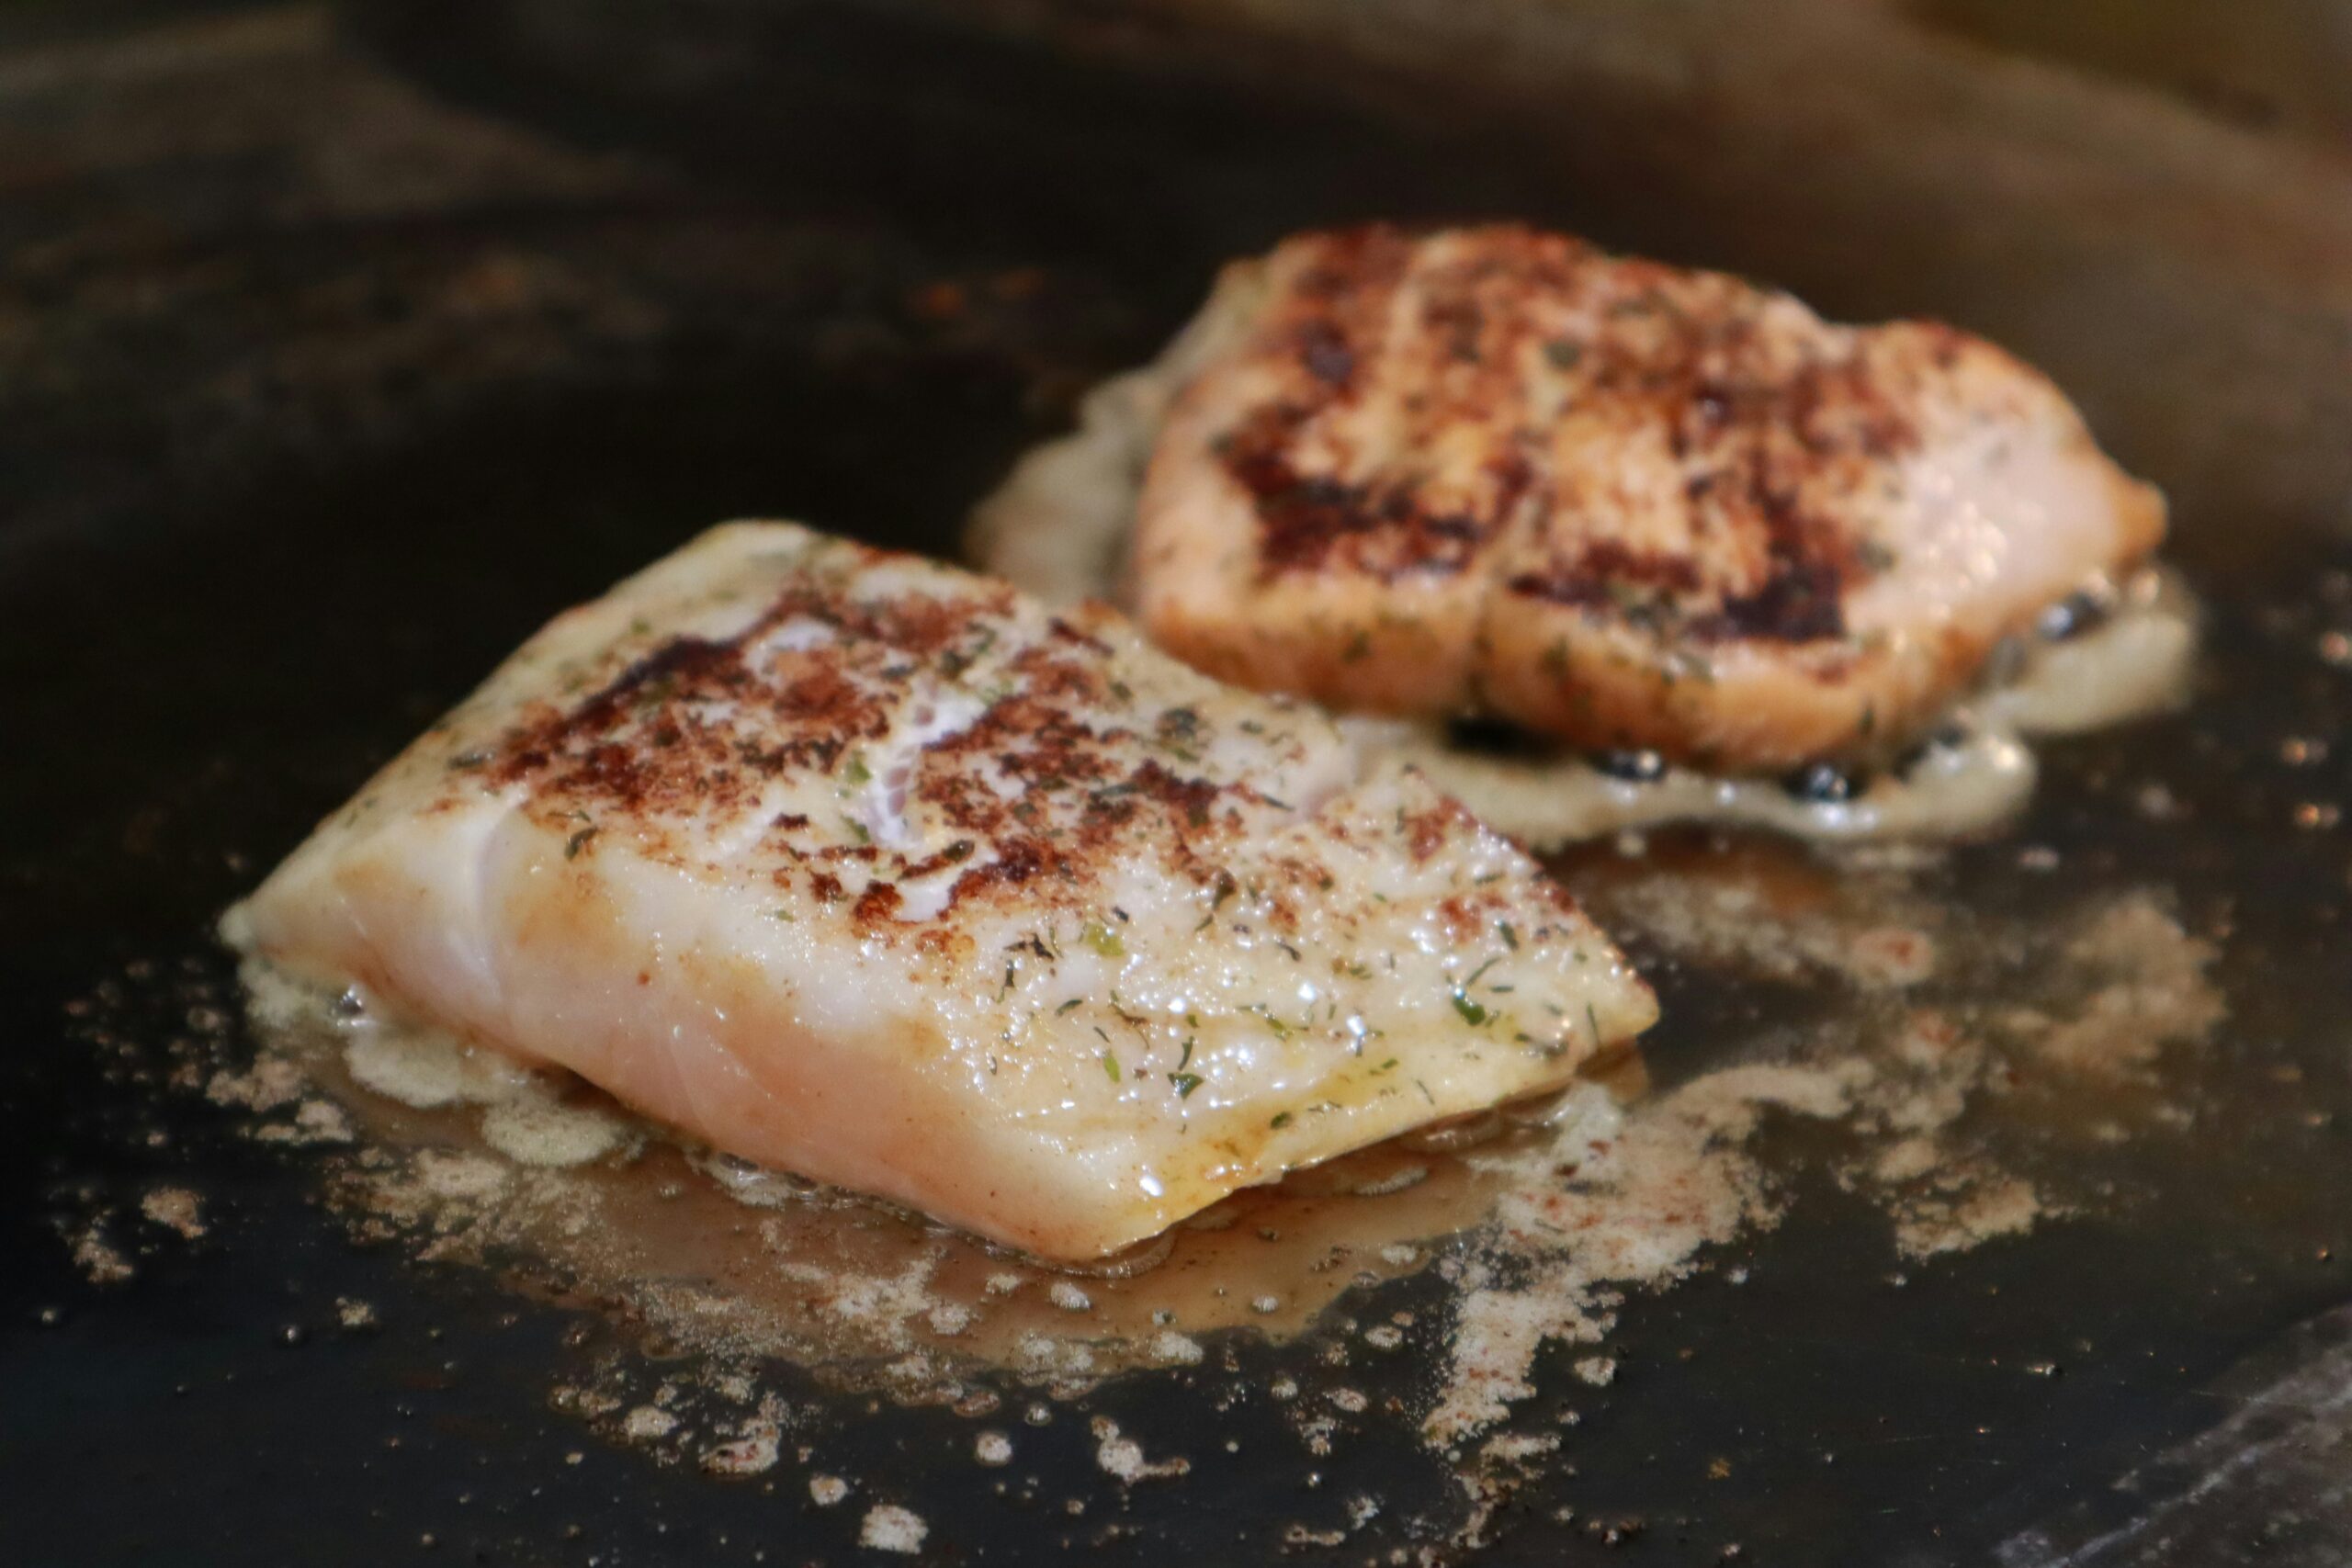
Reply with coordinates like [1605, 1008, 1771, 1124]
[5, 4, 2352, 1563]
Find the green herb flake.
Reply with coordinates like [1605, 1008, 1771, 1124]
[1498, 920, 1520, 951]
[1056, 998, 1084, 1015]
[1081, 921, 1126, 958]
[842, 753, 872, 785]
[564, 826, 598, 860]
[1170, 1071, 1203, 1099]
[1450, 990, 1491, 1027]
[1102, 1050, 1122, 1083]
[1270, 1111, 1293, 1129]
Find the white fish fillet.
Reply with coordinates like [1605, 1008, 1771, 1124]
[231, 522, 1656, 1260]
[1122, 224, 2166, 770]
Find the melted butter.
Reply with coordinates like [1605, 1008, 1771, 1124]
[1985, 565, 2197, 736]
[1366, 567, 2194, 848]
[1342, 712, 2037, 847]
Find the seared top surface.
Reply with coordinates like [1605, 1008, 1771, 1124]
[1132, 224, 2165, 767]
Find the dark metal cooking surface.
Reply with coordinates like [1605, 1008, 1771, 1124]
[5, 4, 2352, 1563]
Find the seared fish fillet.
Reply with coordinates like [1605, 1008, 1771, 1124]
[233, 523, 1656, 1260]
[1132, 224, 2165, 770]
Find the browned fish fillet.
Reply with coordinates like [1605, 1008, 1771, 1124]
[231, 522, 1657, 1260]
[1129, 224, 2165, 770]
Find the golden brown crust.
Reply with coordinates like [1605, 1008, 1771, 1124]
[471, 548, 1305, 945]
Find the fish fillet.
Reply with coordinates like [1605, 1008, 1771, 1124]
[1129, 224, 2166, 770]
[232, 522, 1657, 1260]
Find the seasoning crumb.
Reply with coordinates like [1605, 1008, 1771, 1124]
[858, 1504, 928, 1554]
[702, 1425, 781, 1478]
[808, 1474, 851, 1506]
[140, 1186, 207, 1239]
[1484, 1431, 1562, 1463]
[69, 1223, 132, 1286]
[481, 1098, 625, 1168]
[1091, 1416, 1191, 1482]
[622, 1405, 678, 1442]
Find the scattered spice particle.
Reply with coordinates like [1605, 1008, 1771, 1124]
[1091, 1416, 1191, 1482]
[139, 1186, 206, 1239]
[622, 1405, 678, 1442]
[859, 1504, 928, 1554]
[69, 1223, 132, 1286]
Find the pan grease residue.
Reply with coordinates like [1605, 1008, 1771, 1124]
[200, 835, 2226, 1501]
